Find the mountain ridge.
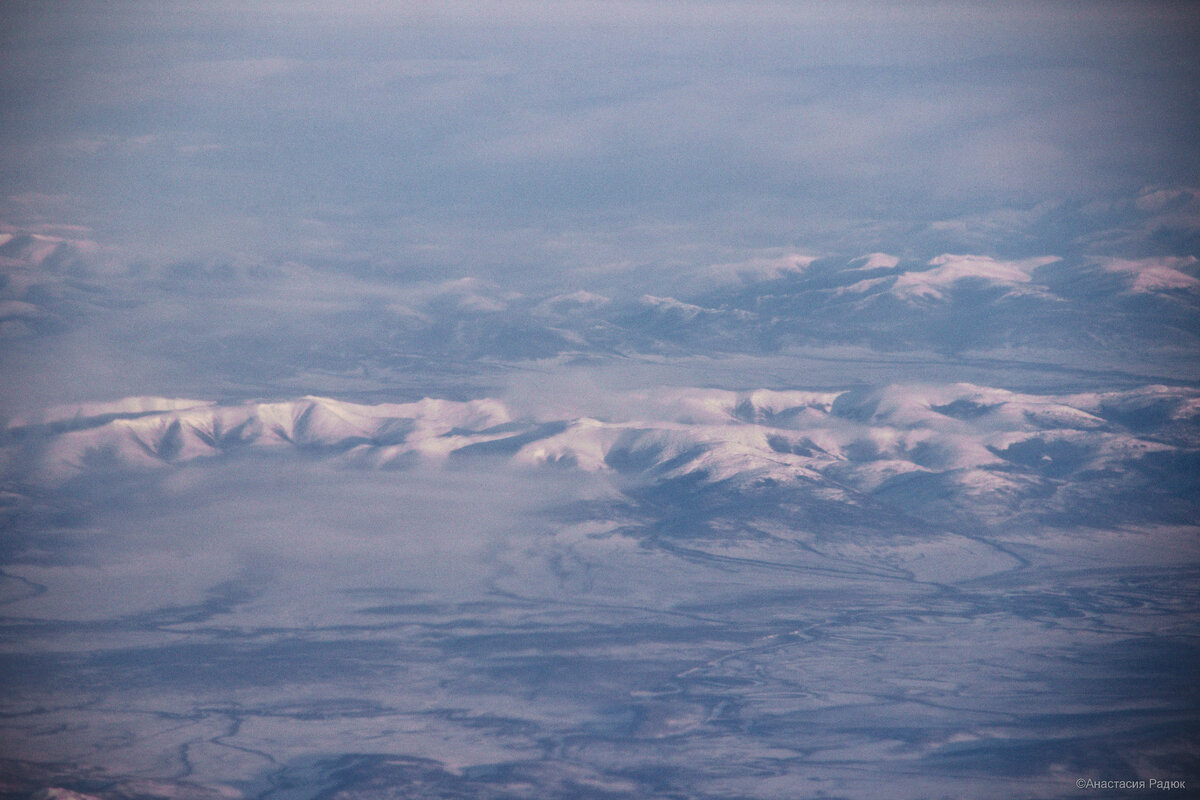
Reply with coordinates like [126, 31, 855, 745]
[7, 384, 1197, 528]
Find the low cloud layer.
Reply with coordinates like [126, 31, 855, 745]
[2, 5, 1198, 798]
[2, 3, 1198, 278]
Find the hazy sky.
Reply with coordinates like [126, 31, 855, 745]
[3, 1, 1198, 288]
[3, 7, 1200, 798]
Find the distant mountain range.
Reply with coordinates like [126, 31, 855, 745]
[4, 231, 1198, 369]
[6, 383, 1196, 532]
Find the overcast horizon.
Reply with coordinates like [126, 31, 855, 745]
[2, 4, 1199, 799]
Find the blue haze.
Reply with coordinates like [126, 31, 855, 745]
[1, 3, 1199, 799]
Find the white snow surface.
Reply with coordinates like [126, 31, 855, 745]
[1099, 256, 1200, 293]
[7, 385, 1197, 500]
[838, 254, 1061, 303]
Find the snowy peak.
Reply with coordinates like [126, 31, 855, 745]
[6, 384, 1198, 528]
[14, 396, 511, 482]
[836, 255, 1060, 304]
[1098, 256, 1200, 294]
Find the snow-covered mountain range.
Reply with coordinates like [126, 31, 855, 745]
[5, 230, 1198, 372]
[8, 383, 1196, 529]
